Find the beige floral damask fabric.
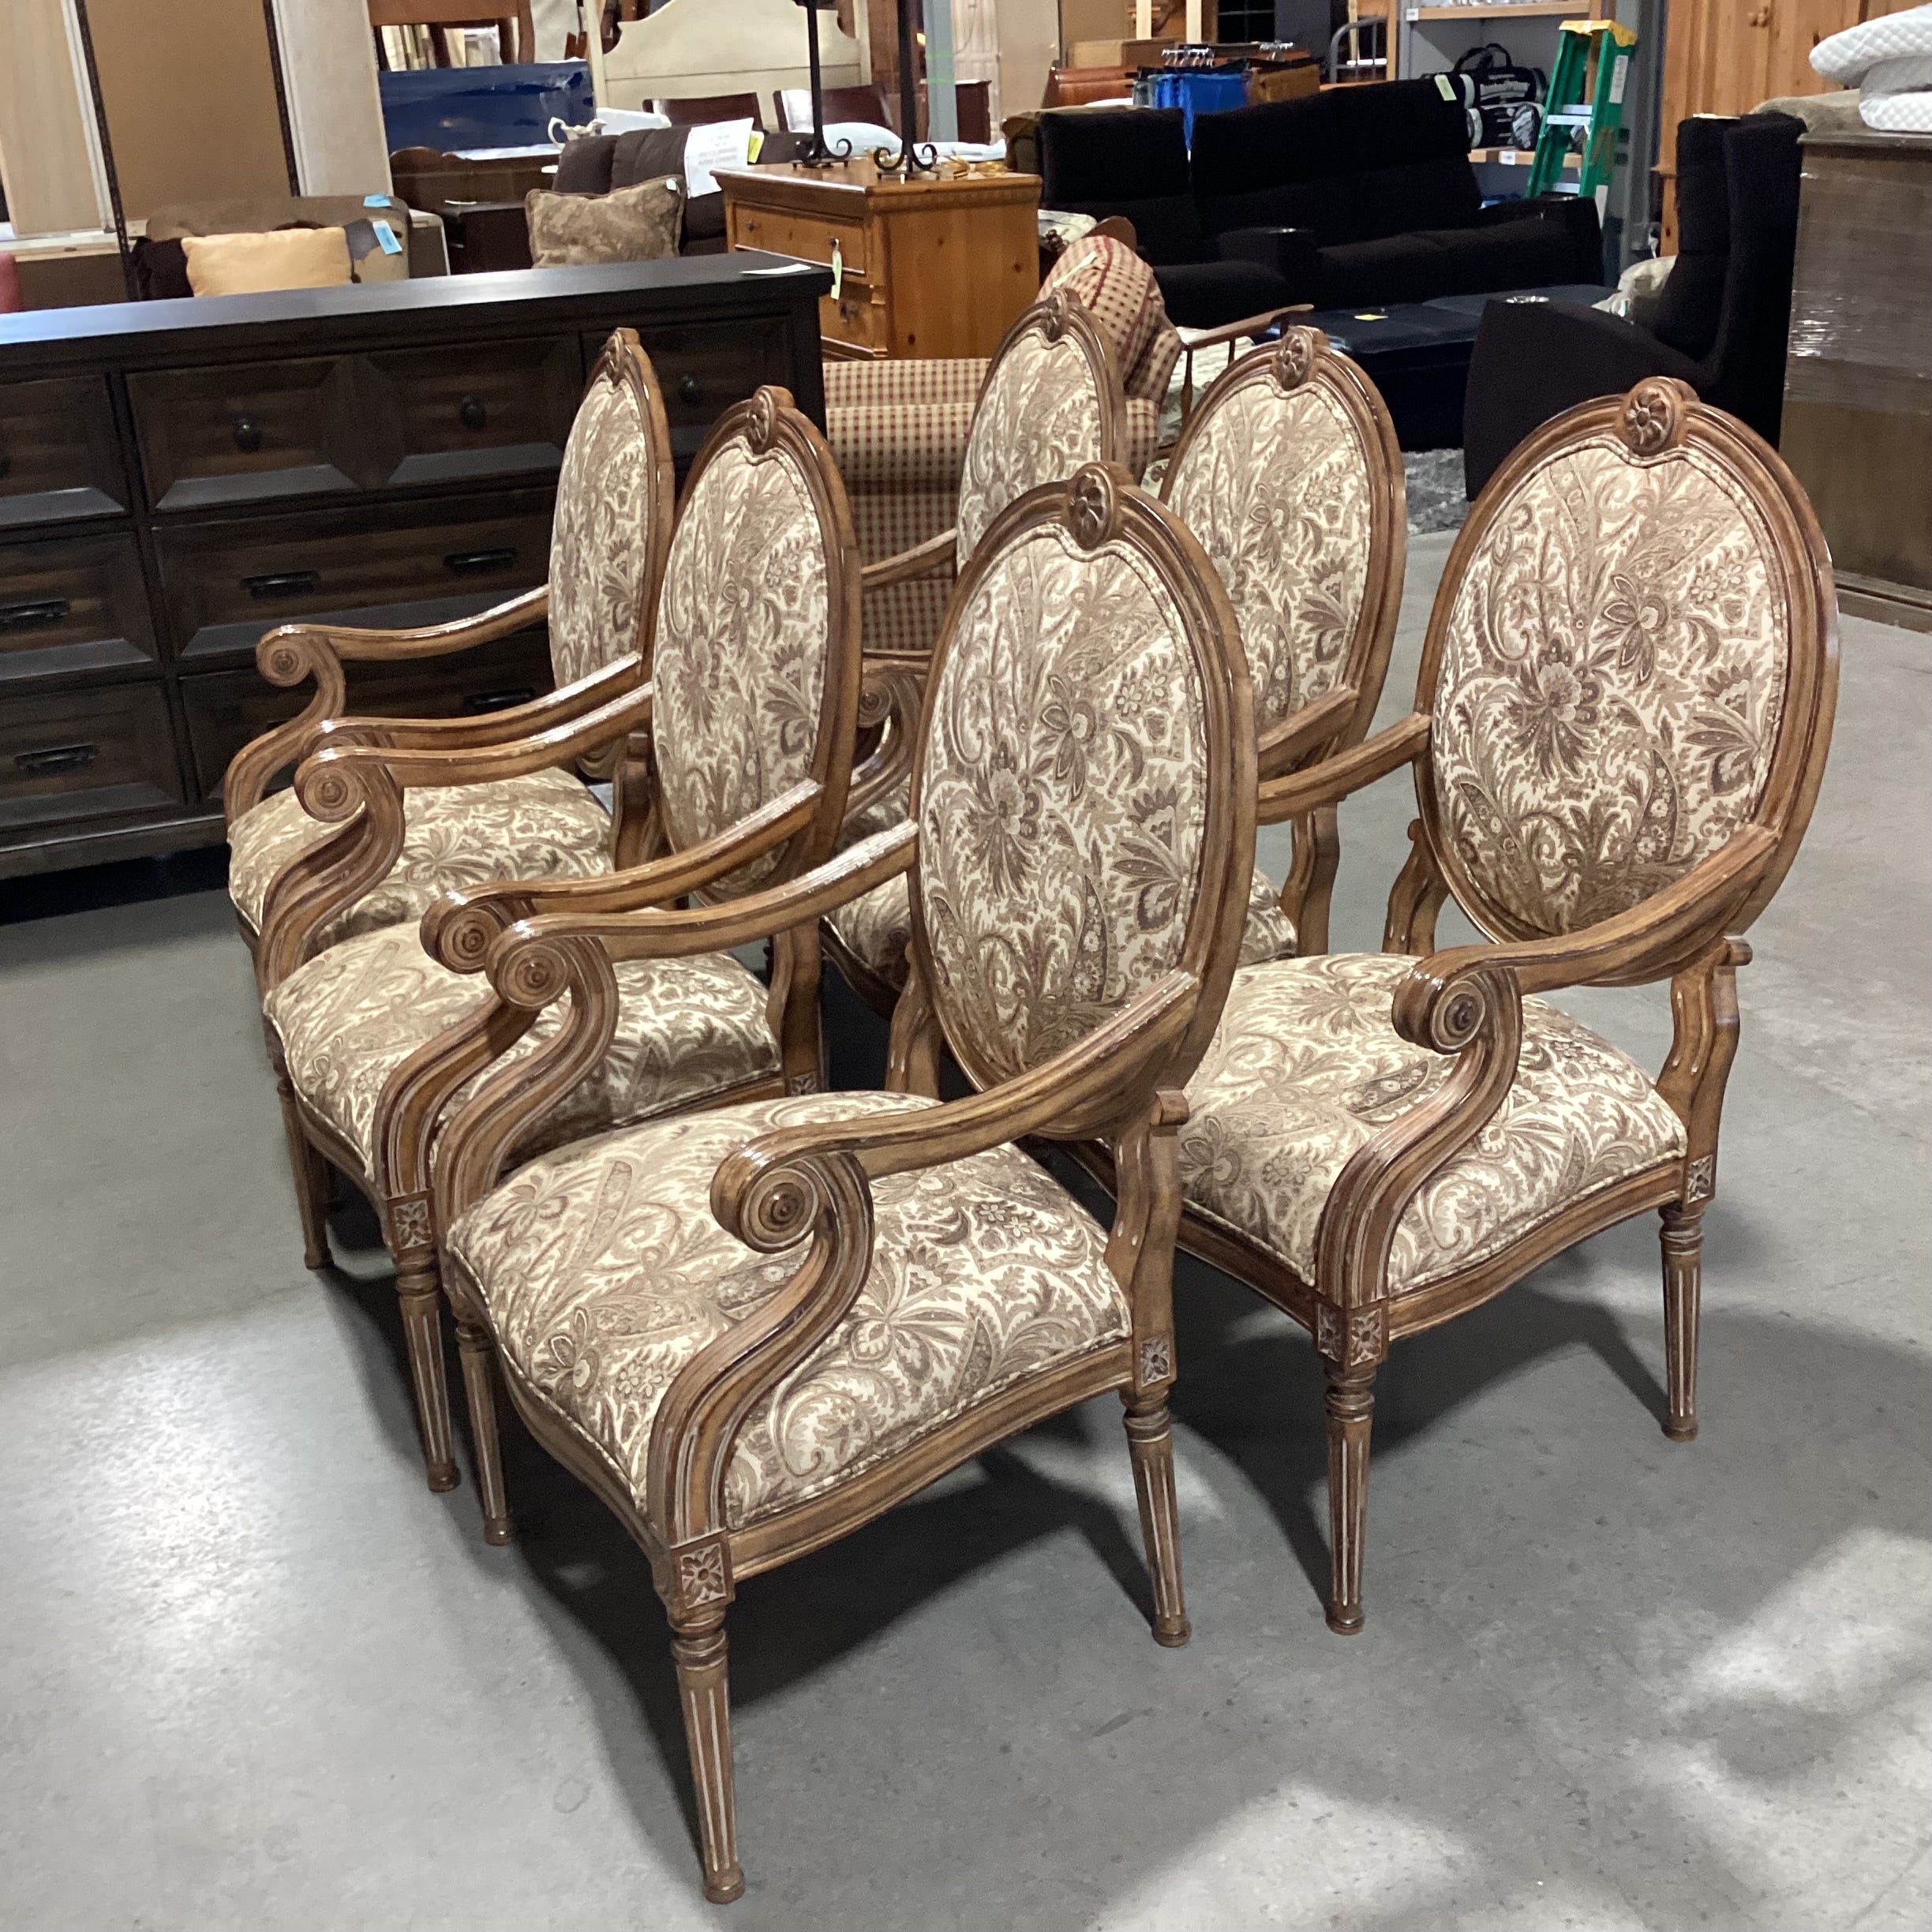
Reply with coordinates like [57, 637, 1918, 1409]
[227, 767, 611, 942]
[650, 439, 829, 892]
[916, 523, 1212, 1082]
[548, 366, 661, 688]
[445, 1091, 1130, 1530]
[829, 858, 1294, 993]
[266, 922, 779, 1170]
[1180, 953, 1685, 1293]
[955, 331, 1109, 570]
[1164, 377, 1372, 735]
[1432, 438, 1791, 937]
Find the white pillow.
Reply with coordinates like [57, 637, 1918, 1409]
[1812, 3, 1932, 129]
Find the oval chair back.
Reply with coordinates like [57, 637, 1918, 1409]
[1417, 376, 1837, 956]
[907, 461, 1256, 1107]
[648, 386, 863, 897]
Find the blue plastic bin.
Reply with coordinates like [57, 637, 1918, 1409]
[378, 63, 594, 153]
[1150, 69, 1249, 147]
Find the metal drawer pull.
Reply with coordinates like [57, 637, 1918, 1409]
[232, 417, 263, 454]
[678, 374, 703, 405]
[0, 598, 69, 631]
[16, 742, 97, 776]
[243, 571, 320, 601]
[460, 687, 535, 714]
[444, 547, 517, 575]
[459, 395, 489, 431]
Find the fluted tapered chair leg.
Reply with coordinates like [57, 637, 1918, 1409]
[275, 1075, 331, 1271]
[672, 1618, 743, 1905]
[395, 1255, 458, 1493]
[1124, 1393, 1191, 1646]
[1324, 1358, 1376, 1634]
[456, 1317, 515, 1544]
[1661, 1204, 1704, 1443]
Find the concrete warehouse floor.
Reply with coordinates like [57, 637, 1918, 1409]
[1, 532, 1927, 1932]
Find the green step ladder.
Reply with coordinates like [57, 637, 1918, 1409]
[1526, 18, 1638, 204]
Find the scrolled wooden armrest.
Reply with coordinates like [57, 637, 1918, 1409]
[223, 588, 553, 822]
[312, 656, 642, 757]
[1391, 826, 1778, 1051]
[294, 680, 651, 816]
[481, 822, 919, 975]
[1256, 713, 1428, 825]
[1174, 304, 1311, 353]
[862, 530, 957, 591]
[713, 968, 1200, 1245]
[420, 781, 824, 969]
[846, 662, 923, 822]
[1256, 686, 1360, 782]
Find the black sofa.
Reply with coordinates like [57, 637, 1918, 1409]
[1037, 81, 1602, 328]
[1461, 111, 1805, 496]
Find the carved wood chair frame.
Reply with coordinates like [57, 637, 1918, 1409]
[256, 387, 864, 1501]
[1160, 326, 1407, 955]
[1166, 378, 1839, 1634]
[425, 462, 1256, 1902]
[223, 328, 678, 960]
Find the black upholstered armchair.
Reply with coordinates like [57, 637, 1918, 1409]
[1462, 111, 1805, 497]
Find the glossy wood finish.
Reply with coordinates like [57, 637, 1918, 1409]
[414, 464, 1255, 1900]
[720, 159, 1042, 359]
[0, 255, 831, 879]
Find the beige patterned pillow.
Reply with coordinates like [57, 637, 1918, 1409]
[525, 177, 683, 268]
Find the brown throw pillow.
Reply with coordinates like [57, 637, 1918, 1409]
[525, 175, 684, 267]
[552, 132, 619, 195]
[611, 127, 689, 189]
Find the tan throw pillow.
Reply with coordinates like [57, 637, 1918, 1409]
[182, 227, 354, 297]
[525, 175, 683, 268]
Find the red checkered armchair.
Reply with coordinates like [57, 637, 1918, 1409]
[825, 235, 1179, 657]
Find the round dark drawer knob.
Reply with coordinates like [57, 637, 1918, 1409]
[459, 395, 488, 431]
[678, 374, 703, 405]
[232, 417, 262, 454]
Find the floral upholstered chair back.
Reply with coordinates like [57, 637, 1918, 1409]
[954, 294, 1127, 576]
[1162, 328, 1403, 744]
[910, 462, 1257, 1095]
[649, 387, 863, 893]
[546, 329, 676, 689]
[1421, 378, 1837, 945]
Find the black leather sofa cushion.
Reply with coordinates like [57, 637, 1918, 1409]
[1153, 257, 1295, 328]
[1407, 217, 1578, 297]
[1349, 158, 1482, 245]
[1313, 235, 1455, 308]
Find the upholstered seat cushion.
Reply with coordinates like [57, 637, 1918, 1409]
[1178, 953, 1686, 1293]
[264, 923, 780, 1170]
[228, 767, 612, 942]
[827, 850, 1295, 992]
[444, 1091, 1131, 1530]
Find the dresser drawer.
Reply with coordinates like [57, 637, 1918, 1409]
[728, 206, 870, 280]
[369, 335, 582, 488]
[0, 531, 155, 686]
[155, 493, 554, 668]
[0, 680, 182, 833]
[181, 632, 555, 803]
[128, 355, 391, 511]
[0, 375, 129, 530]
[610, 320, 792, 461]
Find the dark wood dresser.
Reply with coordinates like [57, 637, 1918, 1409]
[0, 254, 831, 879]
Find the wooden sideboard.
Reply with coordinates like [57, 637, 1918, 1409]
[0, 254, 829, 879]
[719, 160, 1042, 359]
[1780, 133, 1932, 634]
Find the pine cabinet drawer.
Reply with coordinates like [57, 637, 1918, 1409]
[0, 680, 182, 832]
[0, 375, 129, 529]
[0, 532, 155, 687]
[368, 336, 582, 487]
[154, 492, 554, 668]
[181, 634, 554, 803]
